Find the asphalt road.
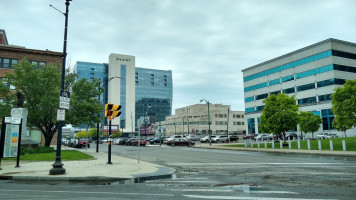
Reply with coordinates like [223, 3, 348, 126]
[1, 143, 356, 200]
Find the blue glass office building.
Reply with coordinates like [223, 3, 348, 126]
[75, 61, 109, 127]
[75, 60, 173, 133]
[135, 67, 173, 130]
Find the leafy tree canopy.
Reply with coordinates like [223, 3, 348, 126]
[259, 93, 299, 140]
[4, 59, 62, 146]
[299, 111, 322, 139]
[331, 79, 356, 132]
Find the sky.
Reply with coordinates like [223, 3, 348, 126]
[1, 0, 356, 113]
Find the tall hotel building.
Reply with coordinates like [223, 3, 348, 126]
[75, 53, 172, 134]
[242, 39, 356, 137]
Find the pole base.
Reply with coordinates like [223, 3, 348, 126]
[49, 161, 66, 175]
[107, 162, 112, 165]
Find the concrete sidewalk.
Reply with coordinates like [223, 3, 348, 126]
[0, 146, 175, 182]
[195, 142, 356, 157]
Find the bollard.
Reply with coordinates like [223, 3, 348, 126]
[272, 139, 275, 149]
[288, 138, 291, 149]
[250, 139, 253, 148]
[307, 139, 311, 150]
[330, 140, 333, 151]
[342, 140, 346, 151]
[297, 138, 300, 150]
[280, 140, 283, 149]
[318, 140, 322, 150]
[245, 140, 247, 148]
[257, 140, 260, 148]
[264, 140, 267, 149]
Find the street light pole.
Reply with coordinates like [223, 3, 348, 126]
[50, 0, 72, 175]
[200, 99, 211, 145]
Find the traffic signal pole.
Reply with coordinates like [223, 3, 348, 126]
[107, 117, 112, 164]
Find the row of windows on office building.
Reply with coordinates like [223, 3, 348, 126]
[245, 78, 345, 103]
[215, 114, 244, 118]
[244, 49, 356, 83]
[135, 72, 169, 87]
[245, 93, 333, 113]
[164, 121, 244, 126]
[247, 109, 335, 134]
[244, 64, 355, 92]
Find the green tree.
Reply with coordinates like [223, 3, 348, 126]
[299, 111, 322, 139]
[65, 78, 103, 129]
[259, 93, 299, 143]
[5, 59, 62, 146]
[0, 79, 16, 119]
[331, 79, 356, 136]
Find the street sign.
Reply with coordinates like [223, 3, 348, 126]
[60, 90, 70, 98]
[59, 101, 70, 110]
[59, 90, 70, 110]
[57, 109, 65, 121]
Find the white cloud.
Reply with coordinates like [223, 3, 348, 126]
[2, 0, 356, 113]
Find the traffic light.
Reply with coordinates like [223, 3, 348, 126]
[105, 103, 122, 119]
[112, 104, 122, 118]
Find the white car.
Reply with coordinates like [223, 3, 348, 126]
[316, 133, 330, 139]
[211, 135, 228, 143]
[255, 134, 270, 141]
[200, 135, 216, 143]
[164, 135, 183, 143]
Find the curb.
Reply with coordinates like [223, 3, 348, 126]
[195, 145, 356, 157]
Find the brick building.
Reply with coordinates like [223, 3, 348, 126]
[0, 29, 63, 145]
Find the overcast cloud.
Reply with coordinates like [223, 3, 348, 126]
[1, 0, 356, 113]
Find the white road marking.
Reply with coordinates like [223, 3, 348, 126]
[174, 163, 345, 166]
[0, 189, 174, 197]
[184, 195, 338, 200]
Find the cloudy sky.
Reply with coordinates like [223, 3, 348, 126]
[1, 0, 356, 113]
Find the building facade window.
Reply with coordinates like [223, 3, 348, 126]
[256, 105, 265, 111]
[318, 94, 331, 102]
[269, 78, 280, 86]
[296, 64, 333, 79]
[321, 109, 334, 130]
[244, 50, 332, 82]
[247, 118, 255, 134]
[282, 75, 294, 83]
[282, 87, 295, 94]
[244, 82, 268, 92]
[256, 93, 268, 100]
[270, 90, 280, 95]
[298, 96, 317, 105]
[317, 78, 345, 88]
[297, 83, 315, 92]
[245, 96, 254, 102]
[245, 107, 255, 113]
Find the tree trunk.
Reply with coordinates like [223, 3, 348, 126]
[283, 131, 286, 143]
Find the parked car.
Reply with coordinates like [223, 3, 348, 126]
[125, 138, 135, 146]
[95, 139, 103, 144]
[164, 135, 184, 144]
[228, 134, 239, 142]
[211, 135, 228, 143]
[186, 135, 199, 141]
[149, 137, 164, 144]
[68, 138, 79, 148]
[61, 138, 69, 146]
[243, 134, 256, 140]
[78, 138, 90, 148]
[328, 133, 338, 138]
[131, 138, 147, 146]
[200, 135, 216, 143]
[255, 134, 270, 141]
[285, 133, 298, 140]
[316, 133, 328, 139]
[166, 138, 195, 147]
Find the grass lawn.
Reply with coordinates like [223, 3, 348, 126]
[225, 137, 356, 151]
[3, 150, 94, 161]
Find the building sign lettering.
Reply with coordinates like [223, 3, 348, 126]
[116, 58, 131, 62]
